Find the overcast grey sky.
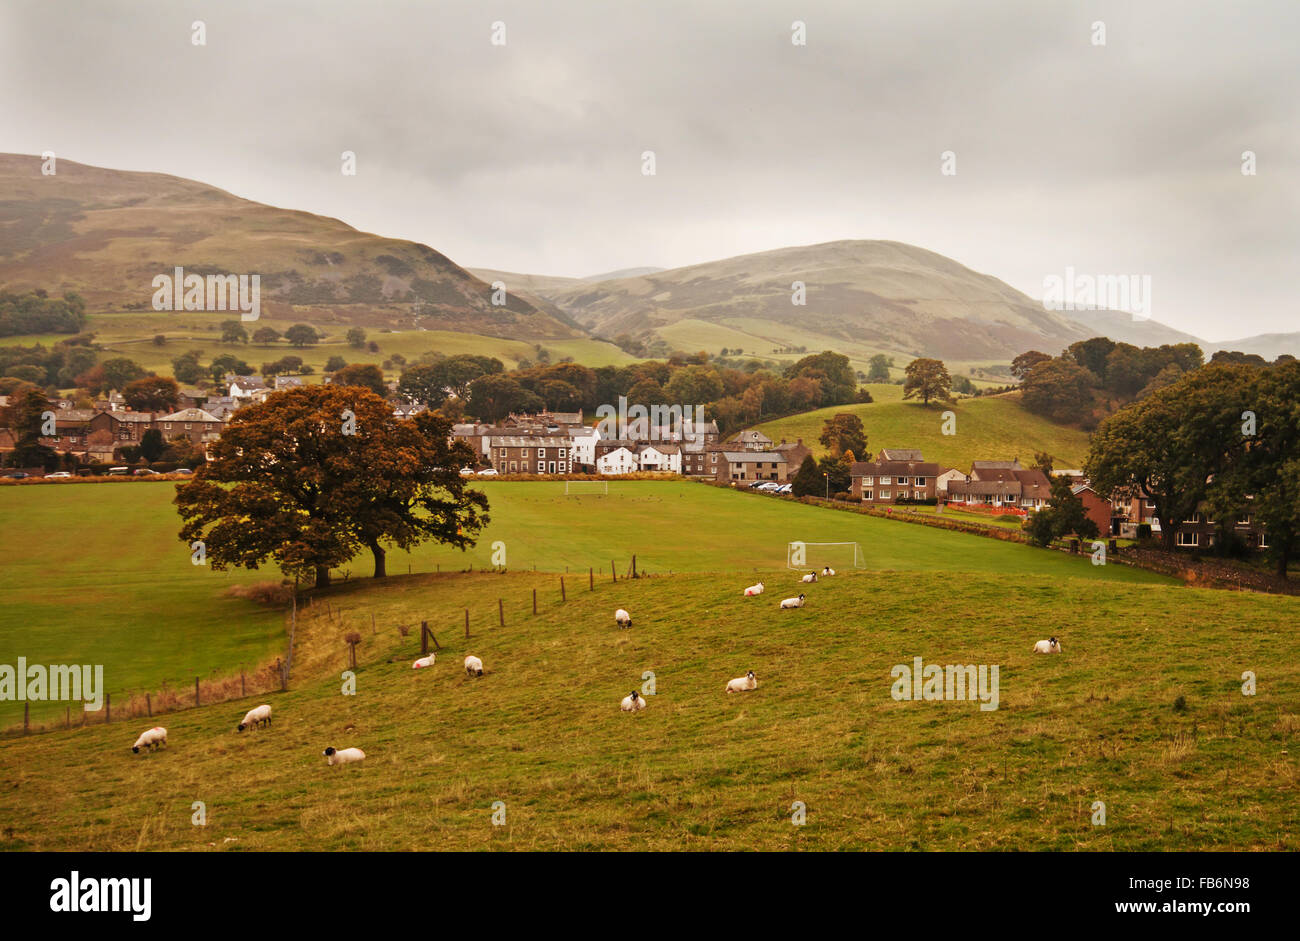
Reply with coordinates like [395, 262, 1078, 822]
[2, 0, 1296, 340]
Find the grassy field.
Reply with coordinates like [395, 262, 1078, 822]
[0, 564, 1296, 851]
[0, 479, 1162, 727]
[752, 387, 1091, 470]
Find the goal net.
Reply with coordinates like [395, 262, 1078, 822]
[565, 479, 609, 496]
[786, 541, 865, 571]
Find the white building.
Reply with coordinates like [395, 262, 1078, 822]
[597, 446, 639, 475]
[638, 443, 681, 473]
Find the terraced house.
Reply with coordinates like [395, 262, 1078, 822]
[850, 448, 940, 504]
[488, 435, 571, 475]
[946, 459, 1052, 511]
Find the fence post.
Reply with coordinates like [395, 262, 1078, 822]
[195, 677, 200, 707]
[23, 701, 29, 734]
[240, 672, 246, 697]
[533, 588, 537, 614]
[465, 609, 470, 639]
[589, 567, 594, 590]
[560, 577, 566, 602]
[499, 598, 504, 627]
[611, 559, 616, 582]
[106, 692, 111, 724]
[147, 693, 152, 718]
[632, 554, 637, 578]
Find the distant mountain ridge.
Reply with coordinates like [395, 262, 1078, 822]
[0, 154, 582, 339]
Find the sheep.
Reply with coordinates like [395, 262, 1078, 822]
[743, 581, 765, 597]
[620, 690, 647, 712]
[821, 566, 835, 577]
[1032, 637, 1062, 654]
[614, 608, 632, 628]
[131, 726, 167, 753]
[237, 704, 271, 732]
[464, 655, 484, 677]
[726, 670, 758, 693]
[779, 593, 806, 609]
[800, 572, 817, 584]
[412, 653, 436, 670]
[322, 746, 365, 766]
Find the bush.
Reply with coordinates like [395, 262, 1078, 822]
[223, 581, 295, 606]
[1137, 523, 1153, 541]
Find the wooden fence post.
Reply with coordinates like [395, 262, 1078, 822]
[371, 612, 377, 635]
[560, 577, 566, 602]
[106, 693, 111, 723]
[147, 693, 152, 717]
[421, 620, 430, 656]
[465, 609, 470, 639]
[499, 598, 504, 626]
[195, 677, 200, 707]
[611, 559, 617, 582]
[632, 554, 637, 578]
[23, 701, 29, 734]
[240, 672, 246, 697]
[533, 588, 537, 614]
[589, 567, 594, 590]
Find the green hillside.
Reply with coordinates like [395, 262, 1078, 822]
[752, 386, 1091, 470]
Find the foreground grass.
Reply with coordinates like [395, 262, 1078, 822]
[0, 569, 1295, 851]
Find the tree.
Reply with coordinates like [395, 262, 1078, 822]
[467, 374, 537, 423]
[1086, 365, 1256, 550]
[175, 386, 488, 585]
[1019, 358, 1096, 424]
[99, 357, 147, 392]
[171, 350, 205, 385]
[330, 363, 387, 396]
[284, 324, 320, 348]
[209, 353, 253, 383]
[221, 320, 248, 344]
[139, 428, 166, 462]
[817, 454, 852, 496]
[663, 365, 724, 405]
[0, 387, 55, 468]
[252, 327, 281, 344]
[123, 376, 181, 412]
[325, 355, 348, 373]
[152, 334, 167, 347]
[791, 454, 821, 497]
[1064, 337, 1117, 381]
[785, 351, 856, 405]
[866, 354, 894, 383]
[1011, 350, 1052, 380]
[902, 358, 951, 405]
[1030, 451, 1055, 475]
[818, 413, 867, 458]
[1025, 476, 1100, 547]
[398, 364, 447, 407]
[344, 327, 367, 350]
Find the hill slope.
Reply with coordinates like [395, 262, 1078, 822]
[0, 154, 580, 338]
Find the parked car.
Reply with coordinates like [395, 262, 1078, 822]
[108, 466, 130, 476]
[459, 467, 475, 476]
[747, 480, 767, 489]
[757, 482, 781, 491]
[174, 468, 193, 475]
[4, 471, 30, 479]
[44, 472, 72, 479]
[776, 483, 793, 494]
[133, 468, 161, 476]
[475, 468, 499, 476]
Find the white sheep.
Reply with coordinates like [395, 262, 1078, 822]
[726, 671, 758, 693]
[620, 690, 647, 712]
[821, 566, 835, 577]
[237, 704, 271, 732]
[780, 593, 806, 609]
[464, 655, 484, 677]
[412, 653, 436, 670]
[1032, 637, 1062, 654]
[131, 726, 167, 753]
[322, 746, 365, 766]
[614, 608, 632, 628]
[800, 572, 817, 584]
[743, 581, 765, 597]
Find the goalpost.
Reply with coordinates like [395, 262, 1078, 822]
[786, 541, 865, 571]
[565, 479, 609, 496]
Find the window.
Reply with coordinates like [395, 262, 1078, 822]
[1183, 512, 1202, 524]
[510, 462, 518, 472]
[914, 491, 923, 500]
[863, 490, 873, 500]
[1237, 514, 1252, 526]
[558, 462, 566, 473]
[898, 476, 910, 485]
[879, 490, 890, 500]
[880, 476, 891, 485]
[1176, 531, 1199, 547]
[537, 448, 545, 458]
[915, 477, 926, 485]
[165, 423, 173, 430]
[862, 476, 874, 485]
[1259, 531, 1269, 548]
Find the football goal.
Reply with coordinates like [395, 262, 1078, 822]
[786, 541, 865, 571]
[565, 479, 609, 496]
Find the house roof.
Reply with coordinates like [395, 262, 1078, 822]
[488, 435, 571, 447]
[157, 408, 222, 423]
[850, 460, 940, 477]
[720, 451, 785, 462]
[879, 448, 925, 461]
[641, 443, 681, 455]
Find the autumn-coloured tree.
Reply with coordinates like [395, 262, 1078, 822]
[330, 363, 387, 396]
[818, 413, 867, 458]
[902, 358, 952, 406]
[123, 376, 181, 412]
[175, 385, 488, 586]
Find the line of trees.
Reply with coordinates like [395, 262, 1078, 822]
[0, 290, 87, 337]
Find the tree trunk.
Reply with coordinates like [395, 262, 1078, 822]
[315, 565, 331, 588]
[370, 541, 387, 578]
[1276, 545, 1290, 580]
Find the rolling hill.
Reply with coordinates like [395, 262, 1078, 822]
[0, 154, 581, 339]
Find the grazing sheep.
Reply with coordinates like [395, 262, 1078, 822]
[614, 608, 632, 628]
[464, 655, 484, 677]
[743, 581, 765, 597]
[779, 593, 806, 609]
[620, 690, 647, 712]
[412, 653, 436, 670]
[1032, 637, 1062, 654]
[131, 726, 167, 753]
[821, 566, 835, 577]
[800, 572, 817, 584]
[237, 704, 272, 732]
[322, 746, 365, 766]
[726, 671, 758, 693]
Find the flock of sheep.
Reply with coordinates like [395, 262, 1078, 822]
[126, 574, 1064, 761]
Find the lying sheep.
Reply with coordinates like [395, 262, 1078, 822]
[800, 572, 817, 584]
[464, 655, 484, 677]
[620, 690, 647, 712]
[743, 581, 765, 597]
[821, 566, 835, 577]
[1032, 637, 1062, 654]
[131, 726, 167, 753]
[726, 671, 758, 693]
[237, 704, 271, 732]
[780, 593, 806, 609]
[322, 746, 365, 766]
[412, 653, 436, 670]
[614, 608, 632, 628]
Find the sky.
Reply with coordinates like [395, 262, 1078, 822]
[2, 0, 1297, 341]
